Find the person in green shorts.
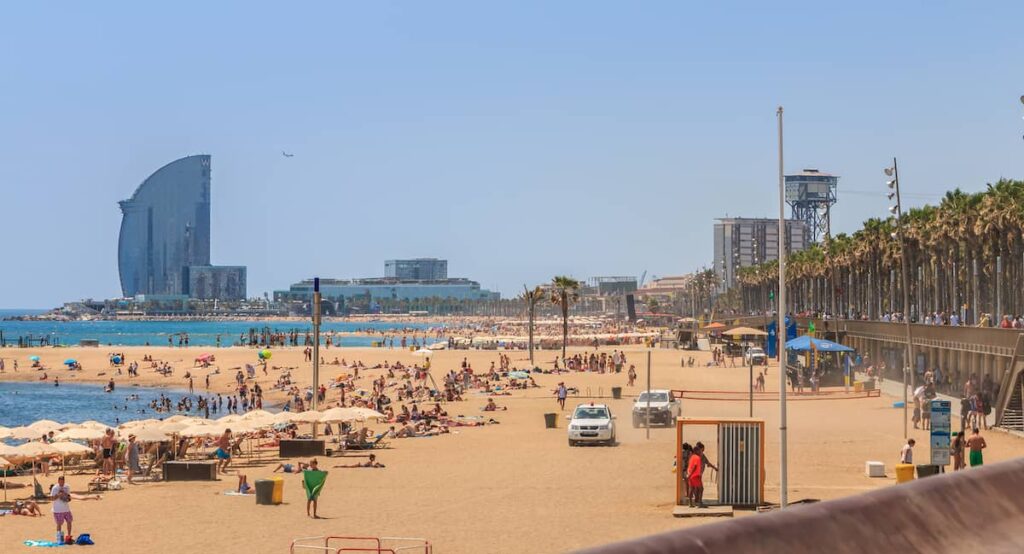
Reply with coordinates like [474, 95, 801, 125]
[966, 427, 987, 467]
[302, 459, 328, 519]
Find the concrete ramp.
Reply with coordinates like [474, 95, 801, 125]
[576, 458, 1024, 554]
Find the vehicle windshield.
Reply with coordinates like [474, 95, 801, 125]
[749, 348, 764, 354]
[637, 392, 669, 403]
[573, 407, 610, 419]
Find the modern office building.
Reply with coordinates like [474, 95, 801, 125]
[384, 258, 448, 280]
[274, 277, 499, 305]
[184, 265, 247, 301]
[713, 217, 809, 292]
[118, 155, 247, 300]
[587, 276, 638, 296]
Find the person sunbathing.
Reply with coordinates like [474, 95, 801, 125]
[272, 462, 311, 474]
[334, 454, 385, 468]
[236, 474, 254, 494]
[483, 399, 507, 412]
[8, 500, 43, 516]
[395, 424, 417, 438]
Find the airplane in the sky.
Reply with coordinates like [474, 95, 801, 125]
[282, 151, 294, 158]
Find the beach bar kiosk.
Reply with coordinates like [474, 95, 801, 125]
[675, 417, 765, 508]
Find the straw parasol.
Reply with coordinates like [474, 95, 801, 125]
[157, 420, 201, 434]
[217, 414, 245, 424]
[349, 407, 386, 420]
[54, 427, 108, 441]
[319, 407, 361, 423]
[272, 411, 307, 424]
[161, 415, 193, 424]
[241, 410, 275, 421]
[120, 427, 172, 442]
[14, 442, 59, 459]
[27, 419, 64, 433]
[50, 442, 92, 456]
[6, 426, 50, 441]
[119, 418, 162, 429]
[179, 424, 229, 438]
[725, 326, 768, 337]
[287, 410, 324, 423]
[76, 420, 111, 431]
[703, 322, 727, 330]
[0, 456, 10, 502]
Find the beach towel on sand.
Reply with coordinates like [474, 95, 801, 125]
[303, 470, 328, 500]
[23, 540, 65, 547]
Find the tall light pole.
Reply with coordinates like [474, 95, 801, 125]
[312, 277, 322, 436]
[887, 160, 914, 438]
[776, 106, 788, 508]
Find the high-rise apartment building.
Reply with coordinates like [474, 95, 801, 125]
[713, 217, 808, 292]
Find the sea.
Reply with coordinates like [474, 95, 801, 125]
[0, 311, 442, 347]
[0, 381, 189, 430]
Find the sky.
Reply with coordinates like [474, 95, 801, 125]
[2, 1, 1023, 308]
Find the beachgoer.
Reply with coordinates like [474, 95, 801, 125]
[215, 429, 233, 474]
[687, 444, 705, 508]
[237, 474, 254, 494]
[303, 459, 326, 518]
[952, 433, 965, 470]
[899, 438, 915, 464]
[556, 382, 567, 410]
[50, 475, 73, 542]
[101, 429, 115, 476]
[967, 428, 986, 467]
[335, 454, 385, 468]
[273, 462, 310, 474]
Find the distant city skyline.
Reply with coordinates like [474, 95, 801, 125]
[2, 2, 1023, 307]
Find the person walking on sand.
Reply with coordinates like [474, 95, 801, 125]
[50, 475, 73, 543]
[627, 365, 637, 387]
[556, 382, 568, 410]
[900, 438, 915, 464]
[967, 427, 987, 467]
[215, 429, 233, 474]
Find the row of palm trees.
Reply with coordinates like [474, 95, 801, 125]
[736, 179, 1024, 322]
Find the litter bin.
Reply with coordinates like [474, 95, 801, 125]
[611, 387, 622, 399]
[895, 464, 916, 484]
[544, 413, 558, 429]
[853, 381, 864, 393]
[916, 465, 940, 478]
[255, 479, 276, 505]
[271, 477, 284, 504]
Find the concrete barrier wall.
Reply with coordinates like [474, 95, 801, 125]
[576, 458, 1024, 554]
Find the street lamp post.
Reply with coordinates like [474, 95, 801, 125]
[887, 160, 914, 439]
[777, 106, 788, 508]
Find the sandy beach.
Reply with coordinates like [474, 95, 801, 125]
[2, 344, 1023, 553]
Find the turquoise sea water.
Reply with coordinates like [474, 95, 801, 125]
[0, 381, 189, 430]
[0, 318, 441, 347]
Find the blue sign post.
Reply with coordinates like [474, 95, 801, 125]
[930, 400, 951, 466]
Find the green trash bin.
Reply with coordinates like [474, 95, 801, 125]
[544, 413, 558, 428]
[611, 387, 622, 399]
[255, 479, 275, 505]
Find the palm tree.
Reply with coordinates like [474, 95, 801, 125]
[550, 276, 581, 362]
[521, 285, 545, 366]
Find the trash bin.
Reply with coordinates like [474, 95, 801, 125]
[255, 479, 275, 505]
[853, 381, 864, 393]
[916, 465, 940, 478]
[544, 413, 558, 429]
[271, 477, 284, 504]
[611, 387, 622, 399]
[895, 464, 916, 484]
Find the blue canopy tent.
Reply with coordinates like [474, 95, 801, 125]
[784, 335, 854, 353]
[785, 335, 856, 388]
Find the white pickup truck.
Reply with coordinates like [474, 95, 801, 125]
[631, 389, 681, 427]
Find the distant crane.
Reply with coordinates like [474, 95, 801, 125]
[638, 270, 647, 288]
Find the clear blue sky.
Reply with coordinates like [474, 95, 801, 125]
[2, 2, 1022, 308]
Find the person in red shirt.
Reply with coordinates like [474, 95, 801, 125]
[686, 445, 704, 507]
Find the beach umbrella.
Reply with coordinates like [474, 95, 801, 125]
[6, 426, 50, 440]
[179, 424, 227, 438]
[348, 407, 386, 420]
[240, 409, 275, 421]
[156, 420, 197, 434]
[508, 371, 530, 380]
[64, 359, 77, 366]
[77, 420, 111, 431]
[54, 427, 107, 441]
[217, 414, 245, 424]
[49, 442, 92, 455]
[725, 326, 768, 337]
[413, 348, 433, 357]
[271, 411, 306, 424]
[119, 418, 161, 429]
[288, 410, 324, 423]
[121, 427, 171, 442]
[28, 419, 64, 432]
[161, 415, 193, 424]
[319, 407, 361, 423]
[0, 456, 10, 502]
[14, 442, 58, 458]
[29, 355, 40, 362]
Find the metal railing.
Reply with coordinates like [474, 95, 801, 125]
[290, 536, 432, 554]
